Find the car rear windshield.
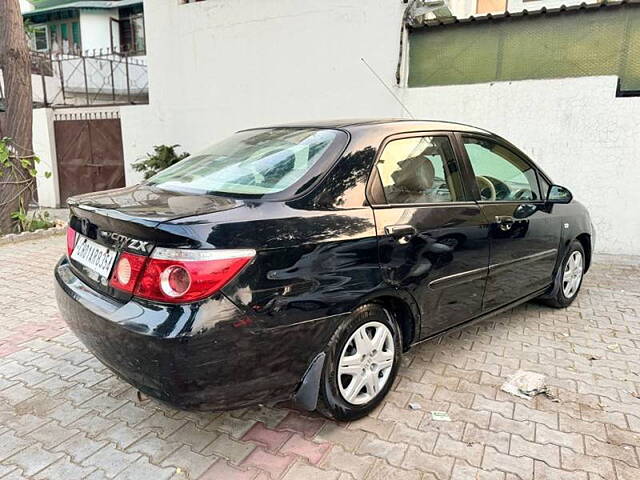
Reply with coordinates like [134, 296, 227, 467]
[145, 128, 346, 196]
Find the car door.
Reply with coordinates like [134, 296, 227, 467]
[369, 132, 490, 339]
[457, 134, 562, 311]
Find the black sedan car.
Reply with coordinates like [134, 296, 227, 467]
[55, 119, 594, 420]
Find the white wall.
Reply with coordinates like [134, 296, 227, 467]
[32, 108, 59, 208]
[120, 103, 151, 184]
[0, 70, 62, 108]
[19, 0, 34, 13]
[118, 0, 640, 255]
[402, 76, 640, 255]
[80, 9, 118, 53]
[120, 0, 407, 184]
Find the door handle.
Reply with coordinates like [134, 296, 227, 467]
[384, 224, 416, 239]
[494, 216, 515, 231]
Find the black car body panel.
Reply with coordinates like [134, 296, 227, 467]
[55, 119, 594, 411]
[56, 258, 348, 409]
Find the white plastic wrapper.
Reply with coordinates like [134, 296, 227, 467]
[501, 370, 548, 400]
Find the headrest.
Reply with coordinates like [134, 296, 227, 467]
[390, 155, 435, 192]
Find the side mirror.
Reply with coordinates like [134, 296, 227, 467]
[547, 184, 573, 204]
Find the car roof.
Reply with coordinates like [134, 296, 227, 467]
[260, 118, 493, 134]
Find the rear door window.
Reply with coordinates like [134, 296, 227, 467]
[375, 136, 465, 204]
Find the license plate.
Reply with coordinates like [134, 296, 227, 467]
[71, 235, 117, 279]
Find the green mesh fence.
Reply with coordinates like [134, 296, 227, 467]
[408, 5, 640, 92]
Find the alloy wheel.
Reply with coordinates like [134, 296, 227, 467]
[337, 321, 395, 405]
[562, 250, 583, 298]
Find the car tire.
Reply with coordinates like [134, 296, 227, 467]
[316, 303, 402, 421]
[542, 240, 585, 308]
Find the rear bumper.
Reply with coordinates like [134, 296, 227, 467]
[54, 257, 342, 410]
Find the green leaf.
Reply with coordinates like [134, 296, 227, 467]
[44, 171, 52, 179]
[132, 144, 190, 180]
[0, 144, 9, 164]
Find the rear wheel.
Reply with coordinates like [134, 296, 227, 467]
[317, 304, 401, 421]
[542, 240, 585, 308]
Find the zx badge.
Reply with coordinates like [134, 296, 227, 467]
[100, 231, 150, 253]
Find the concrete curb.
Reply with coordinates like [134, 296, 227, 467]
[0, 225, 66, 246]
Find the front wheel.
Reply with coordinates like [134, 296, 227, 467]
[542, 240, 585, 308]
[317, 304, 402, 421]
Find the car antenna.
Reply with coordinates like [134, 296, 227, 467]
[360, 57, 415, 119]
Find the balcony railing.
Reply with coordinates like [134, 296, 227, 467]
[31, 51, 54, 77]
[29, 48, 148, 108]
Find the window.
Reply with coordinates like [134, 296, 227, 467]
[538, 175, 551, 200]
[38, 21, 80, 54]
[60, 23, 69, 53]
[49, 24, 58, 52]
[376, 136, 463, 204]
[463, 137, 541, 202]
[117, 7, 146, 55]
[146, 128, 347, 196]
[31, 25, 48, 51]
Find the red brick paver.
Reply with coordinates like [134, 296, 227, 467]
[1, 235, 640, 479]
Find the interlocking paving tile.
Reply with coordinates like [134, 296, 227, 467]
[2, 238, 640, 479]
[200, 460, 259, 480]
[282, 462, 340, 480]
[321, 445, 374, 479]
[160, 445, 218, 478]
[112, 457, 175, 480]
[5, 443, 64, 477]
[82, 444, 141, 477]
[32, 455, 96, 479]
[201, 433, 256, 464]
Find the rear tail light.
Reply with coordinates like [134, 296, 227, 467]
[110, 247, 255, 303]
[160, 265, 191, 297]
[66, 226, 77, 257]
[109, 252, 147, 294]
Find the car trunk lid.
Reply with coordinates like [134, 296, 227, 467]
[67, 184, 244, 301]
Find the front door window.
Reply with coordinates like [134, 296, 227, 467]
[463, 137, 541, 202]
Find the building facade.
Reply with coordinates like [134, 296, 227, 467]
[11, 0, 149, 210]
[27, 0, 640, 255]
[23, 0, 145, 55]
[446, 0, 600, 17]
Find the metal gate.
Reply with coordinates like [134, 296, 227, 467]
[54, 112, 126, 205]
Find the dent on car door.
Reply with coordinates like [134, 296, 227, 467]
[370, 133, 490, 339]
[459, 135, 562, 310]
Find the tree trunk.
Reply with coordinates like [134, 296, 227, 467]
[0, 0, 34, 234]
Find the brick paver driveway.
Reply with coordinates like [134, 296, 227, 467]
[1, 235, 640, 479]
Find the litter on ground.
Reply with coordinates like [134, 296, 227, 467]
[431, 411, 451, 421]
[501, 370, 552, 400]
